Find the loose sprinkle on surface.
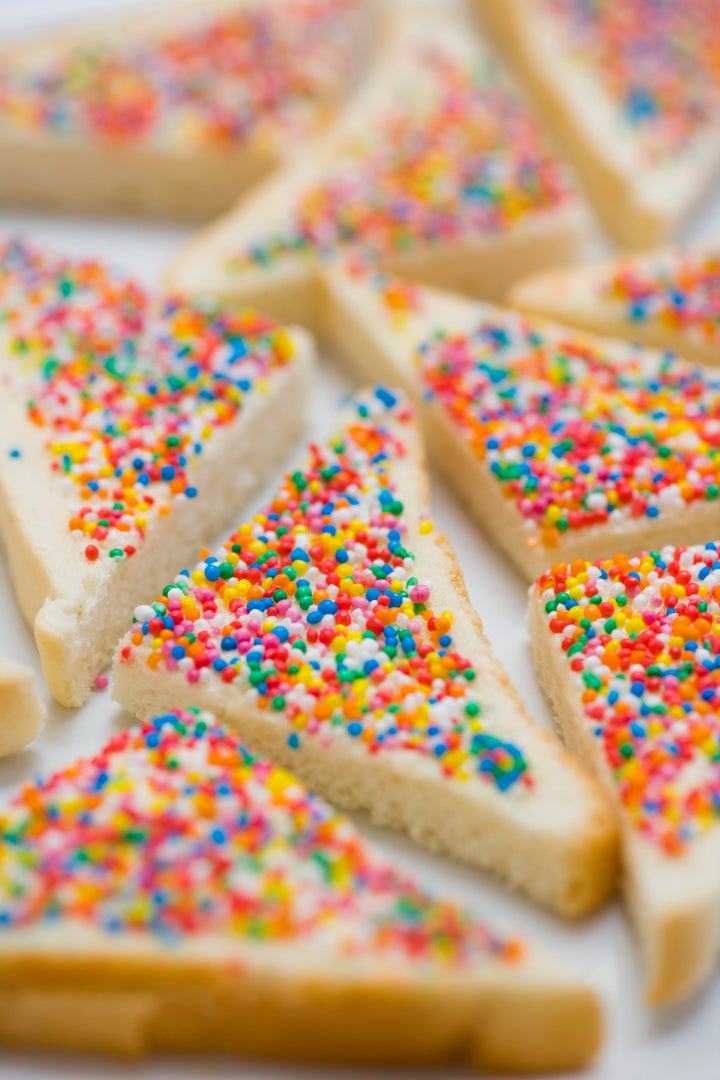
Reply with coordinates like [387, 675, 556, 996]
[0, 238, 294, 561]
[0, 708, 522, 964]
[121, 388, 530, 794]
[538, 544, 720, 853]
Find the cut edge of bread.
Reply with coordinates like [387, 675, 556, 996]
[0, 657, 45, 756]
[0, 330, 314, 708]
[113, 388, 619, 918]
[528, 593, 720, 1007]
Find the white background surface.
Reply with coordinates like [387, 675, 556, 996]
[1, 0, 720, 1077]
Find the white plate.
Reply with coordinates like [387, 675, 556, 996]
[1, 1, 720, 1077]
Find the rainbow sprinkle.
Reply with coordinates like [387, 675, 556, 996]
[0, 708, 522, 963]
[606, 251, 720, 343]
[228, 33, 575, 270]
[536, 544, 720, 853]
[0, 238, 295, 562]
[416, 315, 720, 552]
[118, 388, 530, 793]
[0, 1, 358, 146]
[547, 0, 720, 162]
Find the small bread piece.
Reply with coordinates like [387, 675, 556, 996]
[0, 239, 314, 708]
[0, 708, 603, 1072]
[114, 386, 618, 917]
[477, 0, 720, 248]
[321, 262, 720, 580]
[167, 2, 586, 337]
[530, 543, 720, 1006]
[511, 247, 720, 367]
[0, 0, 365, 220]
[0, 658, 45, 756]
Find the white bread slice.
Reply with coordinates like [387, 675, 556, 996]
[476, 0, 720, 248]
[529, 543, 720, 1006]
[0, 707, 603, 1071]
[0, 0, 366, 221]
[0, 658, 45, 756]
[0, 238, 314, 708]
[114, 386, 618, 917]
[166, 2, 586, 338]
[511, 247, 720, 368]
[320, 261, 720, 580]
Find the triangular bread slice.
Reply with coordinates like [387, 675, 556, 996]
[0, 0, 367, 220]
[0, 238, 314, 708]
[476, 0, 720, 248]
[530, 543, 720, 1006]
[0, 707, 603, 1071]
[321, 261, 720, 580]
[167, 2, 586, 337]
[114, 386, 617, 917]
[511, 247, 720, 368]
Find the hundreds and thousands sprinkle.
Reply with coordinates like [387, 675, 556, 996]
[606, 251, 720, 344]
[0, 1, 358, 146]
[547, 0, 720, 161]
[229, 38, 575, 270]
[415, 315, 720, 551]
[0, 707, 522, 963]
[119, 388, 530, 793]
[537, 545, 720, 853]
[0, 238, 294, 562]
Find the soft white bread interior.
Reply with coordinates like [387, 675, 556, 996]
[510, 247, 720, 368]
[476, 0, 720, 248]
[320, 262, 720, 580]
[0, 657, 45, 756]
[167, 1, 586, 339]
[0, 0, 368, 220]
[0, 709, 604, 1072]
[114, 387, 618, 917]
[528, 577, 720, 1008]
